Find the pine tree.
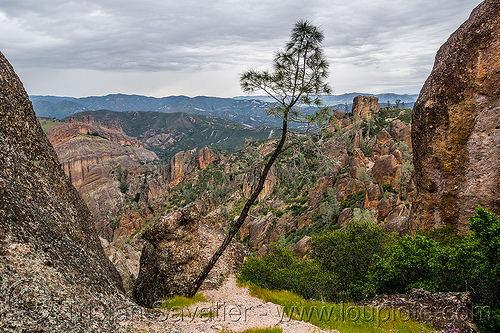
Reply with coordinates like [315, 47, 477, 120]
[187, 20, 332, 297]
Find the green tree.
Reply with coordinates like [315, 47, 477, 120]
[187, 20, 332, 297]
[395, 99, 401, 109]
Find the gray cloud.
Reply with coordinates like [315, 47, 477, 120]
[0, 0, 483, 97]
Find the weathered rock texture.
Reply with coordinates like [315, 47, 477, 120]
[170, 147, 215, 187]
[133, 207, 201, 308]
[48, 121, 157, 191]
[133, 205, 248, 308]
[410, 0, 500, 234]
[0, 51, 136, 331]
[46, 119, 159, 240]
[352, 95, 380, 120]
[359, 288, 478, 332]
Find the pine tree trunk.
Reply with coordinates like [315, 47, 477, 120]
[186, 118, 288, 297]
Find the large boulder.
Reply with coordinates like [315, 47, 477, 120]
[0, 51, 134, 331]
[372, 154, 401, 187]
[133, 207, 201, 308]
[410, 0, 500, 234]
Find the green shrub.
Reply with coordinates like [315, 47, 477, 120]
[381, 183, 398, 194]
[310, 220, 389, 301]
[469, 206, 500, 331]
[238, 245, 332, 301]
[367, 234, 480, 295]
[289, 204, 307, 217]
[119, 181, 128, 193]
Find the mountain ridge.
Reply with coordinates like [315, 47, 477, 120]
[30, 92, 417, 125]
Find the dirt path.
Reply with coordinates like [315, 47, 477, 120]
[164, 275, 338, 333]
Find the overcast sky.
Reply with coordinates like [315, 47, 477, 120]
[0, 0, 484, 98]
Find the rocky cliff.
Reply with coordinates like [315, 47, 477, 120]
[47, 118, 157, 190]
[410, 0, 500, 234]
[48, 115, 145, 148]
[170, 147, 215, 187]
[46, 118, 159, 241]
[0, 51, 133, 331]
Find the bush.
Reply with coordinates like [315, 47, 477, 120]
[469, 206, 500, 331]
[239, 206, 500, 331]
[310, 220, 389, 301]
[238, 245, 332, 301]
[119, 181, 128, 193]
[367, 233, 480, 295]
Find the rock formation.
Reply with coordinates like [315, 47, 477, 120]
[372, 154, 401, 187]
[170, 147, 215, 187]
[352, 95, 380, 121]
[46, 119, 159, 240]
[133, 205, 248, 308]
[47, 115, 145, 148]
[197, 146, 215, 169]
[242, 164, 277, 202]
[48, 120, 157, 191]
[360, 288, 478, 332]
[133, 207, 201, 307]
[410, 0, 500, 234]
[0, 51, 135, 331]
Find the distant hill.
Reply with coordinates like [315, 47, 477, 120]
[32, 94, 276, 127]
[234, 92, 418, 104]
[30, 93, 416, 125]
[64, 110, 280, 160]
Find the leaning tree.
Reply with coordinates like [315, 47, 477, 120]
[187, 20, 332, 297]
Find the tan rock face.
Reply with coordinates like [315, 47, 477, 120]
[364, 182, 382, 210]
[328, 109, 347, 131]
[338, 208, 354, 227]
[53, 135, 156, 190]
[170, 147, 215, 187]
[0, 51, 130, 331]
[242, 164, 276, 201]
[309, 177, 335, 210]
[170, 149, 195, 187]
[372, 129, 396, 159]
[352, 95, 380, 120]
[198, 146, 215, 169]
[410, 0, 500, 234]
[389, 119, 406, 138]
[372, 154, 401, 187]
[390, 120, 412, 150]
[47, 115, 145, 148]
[47, 121, 159, 240]
[293, 236, 311, 258]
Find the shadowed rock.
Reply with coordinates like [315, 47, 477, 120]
[0, 51, 134, 331]
[133, 207, 201, 308]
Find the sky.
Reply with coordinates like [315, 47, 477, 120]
[0, 0, 484, 98]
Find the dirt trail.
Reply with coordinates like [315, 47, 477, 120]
[154, 275, 338, 333]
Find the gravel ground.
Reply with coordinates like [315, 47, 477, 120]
[163, 275, 338, 333]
